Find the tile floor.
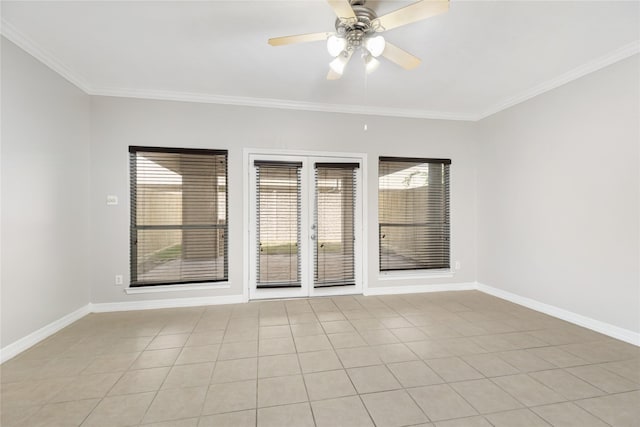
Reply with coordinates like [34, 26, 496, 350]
[1, 290, 639, 427]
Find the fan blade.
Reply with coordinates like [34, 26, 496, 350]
[372, 0, 449, 32]
[268, 32, 331, 46]
[327, 69, 342, 80]
[326, 0, 356, 20]
[382, 42, 421, 70]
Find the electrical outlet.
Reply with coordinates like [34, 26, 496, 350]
[455, 261, 461, 270]
[106, 195, 118, 206]
[115, 275, 124, 285]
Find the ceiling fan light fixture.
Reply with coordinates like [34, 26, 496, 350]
[329, 54, 349, 75]
[326, 35, 347, 57]
[364, 54, 380, 74]
[364, 35, 386, 57]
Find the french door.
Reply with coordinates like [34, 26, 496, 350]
[248, 153, 363, 300]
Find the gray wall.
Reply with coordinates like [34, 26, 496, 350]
[1, 38, 91, 347]
[477, 55, 640, 333]
[89, 97, 479, 303]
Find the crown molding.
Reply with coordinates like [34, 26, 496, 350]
[475, 40, 640, 121]
[89, 86, 476, 121]
[2, 16, 638, 122]
[1, 18, 92, 93]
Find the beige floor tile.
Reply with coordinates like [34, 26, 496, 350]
[406, 340, 453, 359]
[290, 322, 324, 337]
[462, 353, 519, 377]
[109, 367, 170, 395]
[450, 379, 523, 414]
[434, 416, 492, 427]
[259, 325, 292, 339]
[202, 380, 257, 415]
[299, 350, 343, 373]
[529, 369, 605, 400]
[257, 402, 315, 427]
[185, 331, 224, 347]
[294, 335, 332, 352]
[218, 340, 258, 360]
[426, 357, 484, 382]
[175, 345, 219, 365]
[533, 402, 609, 427]
[359, 329, 400, 345]
[82, 352, 139, 374]
[143, 386, 207, 424]
[258, 354, 300, 378]
[259, 337, 296, 356]
[257, 374, 308, 407]
[575, 390, 640, 426]
[162, 362, 214, 389]
[315, 311, 346, 322]
[372, 343, 417, 363]
[491, 374, 566, 406]
[142, 418, 198, 426]
[198, 410, 256, 427]
[484, 408, 550, 427]
[389, 327, 429, 342]
[50, 372, 121, 402]
[497, 350, 556, 372]
[347, 365, 402, 394]
[304, 369, 356, 400]
[328, 332, 367, 349]
[223, 329, 259, 343]
[82, 391, 155, 427]
[1, 404, 41, 427]
[387, 360, 444, 387]
[527, 346, 588, 367]
[380, 317, 414, 329]
[131, 348, 182, 370]
[361, 390, 429, 427]
[408, 384, 478, 421]
[599, 358, 640, 384]
[34, 357, 93, 380]
[1, 377, 72, 407]
[311, 396, 374, 427]
[321, 320, 356, 334]
[336, 346, 383, 368]
[288, 313, 319, 325]
[147, 334, 190, 350]
[23, 398, 98, 427]
[351, 319, 386, 332]
[567, 365, 639, 393]
[211, 358, 257, 383]
[103, 337, 153, 354]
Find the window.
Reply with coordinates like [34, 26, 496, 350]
[378, 156, 451, 272]
[129, 146, 228, 286]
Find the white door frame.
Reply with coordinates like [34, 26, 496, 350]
[243, 148, 368, 301]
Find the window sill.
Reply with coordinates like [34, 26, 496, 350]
[378, 270, 454, 281]
[124, 283, 231, 294]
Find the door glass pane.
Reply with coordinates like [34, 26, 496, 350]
[314, 165, 357, 287]
[256, 163, 302, 288]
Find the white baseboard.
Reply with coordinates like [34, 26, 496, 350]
[476, 282, 640, 347]
[0, 304, 92, 364]
[90, 294, 245, 313]
[364, 282, 476, 296]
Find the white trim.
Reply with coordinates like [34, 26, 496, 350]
[476, 41, 640, 120]
[476, 283, 640, 347]
[2, 18, 637, 122]
[378, 270, 454, 281]
[124, 283, 231, 294]
[364, 282, 476, 296]
[90, 294, 245, 313]
[0, 19, 92, 93]
[0, 304, 91, 364]
[90, 87, 474, 121]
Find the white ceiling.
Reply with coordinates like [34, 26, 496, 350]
[2, 1, 639, 120]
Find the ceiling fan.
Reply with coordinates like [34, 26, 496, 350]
[268, 0, 449, 80]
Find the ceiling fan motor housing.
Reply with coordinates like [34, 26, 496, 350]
[335, 0, 379, 53]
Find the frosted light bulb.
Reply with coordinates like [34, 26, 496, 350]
[365, 35, 386, 57]
[327, 35, 347, 57]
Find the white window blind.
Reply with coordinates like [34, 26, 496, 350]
[314, 163, 358, 287]
[378, 156, 451, 271]
[255, 161, 302, 288]
[129, 146, 228, 286]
